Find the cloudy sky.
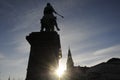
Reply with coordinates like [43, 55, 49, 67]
[0, 0, 120, 80]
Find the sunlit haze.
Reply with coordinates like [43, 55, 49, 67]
[56, 60, 66, 77]
[0, 0, 120, 80]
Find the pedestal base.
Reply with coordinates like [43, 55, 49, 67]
[25, 31, 61, 80]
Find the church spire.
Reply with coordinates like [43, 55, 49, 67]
[66, 48, 74, 70]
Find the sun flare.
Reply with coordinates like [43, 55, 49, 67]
[56, 64, 65, 77]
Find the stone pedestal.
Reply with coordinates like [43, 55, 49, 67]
[25, 31, 61, 80]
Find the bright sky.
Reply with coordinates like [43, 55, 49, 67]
[0, 0, 120, 80]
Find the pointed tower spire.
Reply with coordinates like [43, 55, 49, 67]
[66, 48, 74, 70]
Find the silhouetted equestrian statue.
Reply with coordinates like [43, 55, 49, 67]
[40, 3, 64, 32]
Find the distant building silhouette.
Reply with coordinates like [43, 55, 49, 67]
[87, 58, 120, 80]
[64, 48, 89, 80]
[63, 49, 120, 80]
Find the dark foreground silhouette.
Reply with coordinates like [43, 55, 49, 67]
[40, 3, 63, 32]
[64, 56, 120, 80]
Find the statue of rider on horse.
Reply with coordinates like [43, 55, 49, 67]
[40, 3, 64, 32]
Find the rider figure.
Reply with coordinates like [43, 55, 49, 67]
[44, 3, 57, 16]
[40, 3, 60, 32]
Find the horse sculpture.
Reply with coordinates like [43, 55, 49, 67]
[40, 16, 60, 32]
